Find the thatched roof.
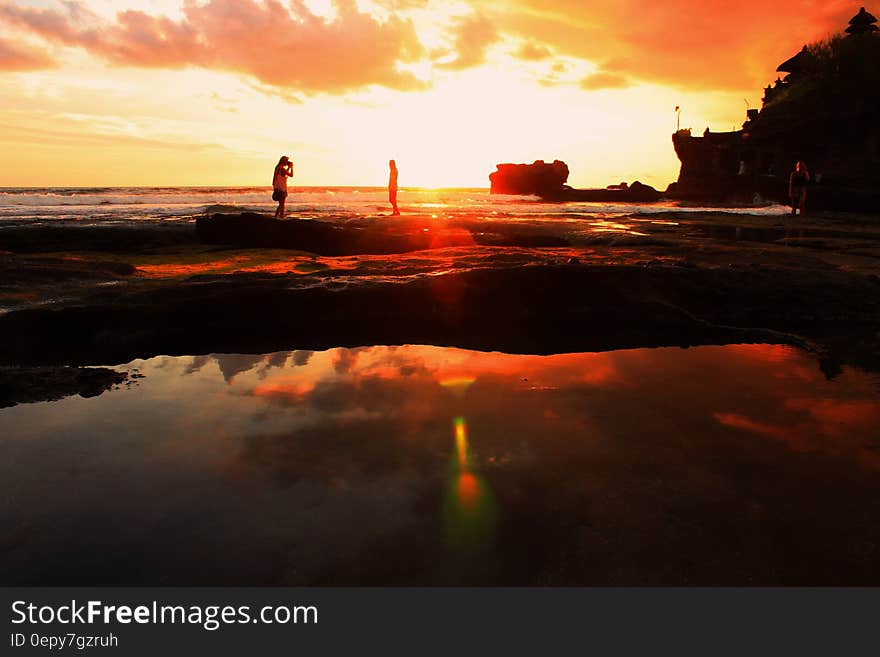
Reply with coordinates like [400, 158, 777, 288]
[849, 7, 877, 25]
[846, 7, 878, 34]
[777, 45, 814, 73]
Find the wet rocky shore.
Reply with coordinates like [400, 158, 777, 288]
[1, 210, 878, 375]
[2, 209, 880, 586]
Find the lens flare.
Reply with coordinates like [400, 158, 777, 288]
[457, 472, 480, 511]
[443, 415, 498, 554]
[439, 376, 476, 398]
[454, 416, 468, 468]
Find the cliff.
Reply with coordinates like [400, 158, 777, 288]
[671, 11, 880, 211]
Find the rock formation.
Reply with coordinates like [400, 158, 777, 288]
[671, 6, 880, 210]
[551, 180, 661, 202]
[489, 160, 570, 196]
[196, 213, 461, 255]
[0, 367, 127, 408]
[489, 160, 660, 202]
[196, 213, 570, 253]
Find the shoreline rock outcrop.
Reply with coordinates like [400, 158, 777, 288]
[195, 213, 572, 253]
[2, 255, 877, 376]
[489, 161, 661, 202]
[670, 7, 880, 211]
[489, 160, 570, 196]
[0, 366, 127, 408]
[196, 212, 469, 255]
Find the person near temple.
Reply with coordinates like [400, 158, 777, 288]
[789, 161, 811, 216]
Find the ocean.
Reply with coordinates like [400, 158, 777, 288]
[0, 186, 789, 227]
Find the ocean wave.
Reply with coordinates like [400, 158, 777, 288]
[0, 186, 791, 228]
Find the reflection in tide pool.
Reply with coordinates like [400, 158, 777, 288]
[443, 417, 498, 555]
[1, 344, 879, 585]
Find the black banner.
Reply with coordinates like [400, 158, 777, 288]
[2, 588, 878, 655]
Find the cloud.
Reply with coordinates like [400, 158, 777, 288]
[0, 2, 96, 44]
[0, 116, 228, 151]
[512, 41, 551, 61]
[0, 36, 54, 70]
[246, 81, 303, 105]
[580, 71, 629, 91]
[434, 12, 498, 70]
[0, 0, 863, 93]
[478, 0, 859, 90]
[372, 0, 430, 8]
[0, 0, 428, 93]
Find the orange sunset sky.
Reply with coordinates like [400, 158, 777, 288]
[0, 0, 864, 187]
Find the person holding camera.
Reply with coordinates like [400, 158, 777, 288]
[272, 156, 293, 218]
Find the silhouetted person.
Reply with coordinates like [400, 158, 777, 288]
[273, 155, 293, 218]
[789, 161, 810, 216]
[388, 160, 400, 216]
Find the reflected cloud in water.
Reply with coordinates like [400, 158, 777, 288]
[1, 343, 879, 585]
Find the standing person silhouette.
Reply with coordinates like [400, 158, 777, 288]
[272, 156, 293, 218]
[388, 160, 400, 216]
[788, 161, 810, 217]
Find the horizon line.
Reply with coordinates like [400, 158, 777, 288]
[0, 180, 675, 191]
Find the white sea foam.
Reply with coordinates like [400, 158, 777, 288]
[0, 186, 791, 227]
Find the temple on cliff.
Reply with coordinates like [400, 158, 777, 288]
[846, 6, 878, 35]
[671, 6, 880, 210]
